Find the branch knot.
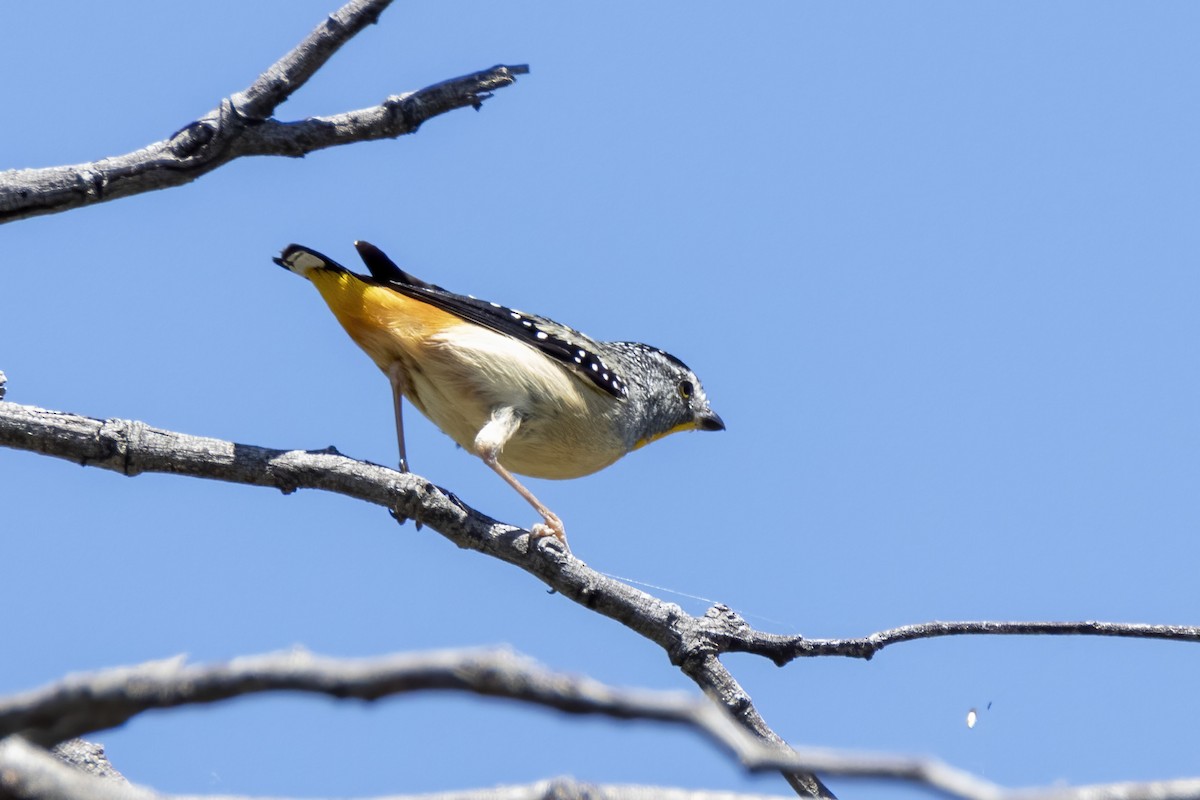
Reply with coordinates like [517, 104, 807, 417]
[666, 613, 720, 669]
[383, 93, 418, 133]
[94, 418, 147, 476]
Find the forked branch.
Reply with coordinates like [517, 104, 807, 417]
[0, 0, 527, 224]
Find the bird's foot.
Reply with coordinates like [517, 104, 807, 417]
[388, 457, 422, 529]
[530, 512, 569, 553]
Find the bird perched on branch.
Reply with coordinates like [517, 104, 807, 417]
[275, 241, 724, 548]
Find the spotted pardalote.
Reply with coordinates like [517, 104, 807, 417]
[275, 241, 724, 547]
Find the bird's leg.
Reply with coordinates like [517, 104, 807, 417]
[387, 362, 410, 473]
[475, 408, 568, 551]
[387, 362, 419, 528]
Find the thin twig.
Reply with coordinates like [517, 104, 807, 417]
[719, 619, 1200, 666]
[0, 0, 527, 224]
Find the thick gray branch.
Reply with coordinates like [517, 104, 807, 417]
[7, 400, 1199, 795]
[0, 398, 830, 797]
[6, 400, 1200, 793]
[16, 399, 1190, 666]
[0, 0, 527, 224]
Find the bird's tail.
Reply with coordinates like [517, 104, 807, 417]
[273, 243, 459, 373]
[273, 244, 349, 278]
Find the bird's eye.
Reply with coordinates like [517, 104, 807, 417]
[678, 380, 694, 400]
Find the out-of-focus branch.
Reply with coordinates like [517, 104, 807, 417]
[0, 0, 527, 224]
[50, 740, 126, 784]
[4, 736, 798, 800]
[0, 648, 759, 762]
[3, 658, 1200, 800]
[0, 648, 988, 797]
[2, 738, 145, 800]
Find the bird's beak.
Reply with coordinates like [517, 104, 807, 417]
[696, 409, 726, 432]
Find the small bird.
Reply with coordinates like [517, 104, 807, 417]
[274, 241, 724, 547]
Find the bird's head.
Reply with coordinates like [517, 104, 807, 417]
[603, 342, 724, 450]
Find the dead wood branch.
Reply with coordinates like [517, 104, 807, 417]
[2, 655, 1200, 800]
[0, 0, 526, 224]
[5, 398, 1200, 797]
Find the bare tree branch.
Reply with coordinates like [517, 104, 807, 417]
[0, 398, 837, 795]
[0, 648, 762, 762]
[0, 391, 839, 800]
[719, 618, 1200, 666]
[3, 654, 1200, 800]
[8, 401, 1195, 661]
[0, 649, 986, 796]
[679, 652, 828, 800]
[47, 741, 126, 786]
[0, 0, 527, 224]
[231, 0, 394, 121]
[1, 738, 147, 800]
[5, 398, 1200, 798]
[4, 736, 803, 800]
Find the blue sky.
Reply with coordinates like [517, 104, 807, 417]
[2, 2, 1198, 798]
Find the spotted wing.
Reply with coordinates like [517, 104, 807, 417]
[353, 241, 628, 399]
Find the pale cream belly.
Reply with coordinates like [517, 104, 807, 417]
[396, 328, 628, 480]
